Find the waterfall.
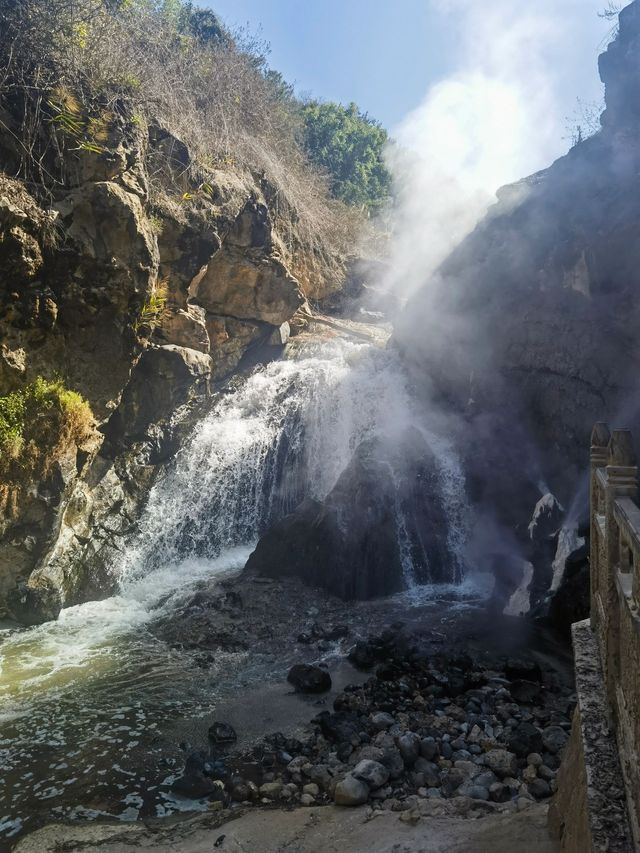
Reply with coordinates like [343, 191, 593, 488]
[123, 337, 469, 588]
[0, 335, 471, 844]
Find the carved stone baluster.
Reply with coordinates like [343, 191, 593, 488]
[603, 430, 638, 696]
[590, 422, 610, 631]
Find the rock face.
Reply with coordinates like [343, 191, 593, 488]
[0, 107, 330, 622]
[394, 1, 640, 529]
[246, 428, 455, 599]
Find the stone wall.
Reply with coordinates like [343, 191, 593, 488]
[551, 423, 640, 851]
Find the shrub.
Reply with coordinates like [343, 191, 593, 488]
[0, 378, 95, 489]
[133, 277, 169, 336]
[300, 101, 392, 214]
[0, 0, 365, 273]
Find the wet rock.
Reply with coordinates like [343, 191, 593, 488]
[208, 722, 238, 746]
[230, 781, 254, 802]
[246, 430, 455, 599]
[348, 641, 377, 669]
[172, 751, 225, 799]
[287, 664, 332, 693]
[7, 577, 62, 625]
[333, 774, 369, 806]
[267, 322, 290, 347]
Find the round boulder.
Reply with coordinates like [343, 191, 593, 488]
[334, 774, 369, 806]
[287, 664, 332, 693]
[353, 759, 389, 790]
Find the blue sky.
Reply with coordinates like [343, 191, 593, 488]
[199, 0, 614, 134]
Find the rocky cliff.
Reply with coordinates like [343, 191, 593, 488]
[394, 1, 640, 540]
[0, 97, 347, 622]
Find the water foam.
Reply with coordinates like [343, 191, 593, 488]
[124, 338, 469, 584]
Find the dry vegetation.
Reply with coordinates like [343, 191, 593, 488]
[0, 0, 363, 276]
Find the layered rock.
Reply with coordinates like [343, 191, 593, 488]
[394, 1, 640, 531]
[0, 108, 329, 622]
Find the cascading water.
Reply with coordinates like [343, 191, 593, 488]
[0, 334, 470, 844]
[123, 337, 468, 586]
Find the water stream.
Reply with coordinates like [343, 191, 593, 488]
[0, 337, 470, 845]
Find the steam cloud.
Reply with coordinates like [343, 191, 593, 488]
[382, 0, 611, 303]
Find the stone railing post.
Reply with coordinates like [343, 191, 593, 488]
[590, 422, 611, 630]
[602, 429, 638, 696]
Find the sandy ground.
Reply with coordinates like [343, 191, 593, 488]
[15, 802, 558, 853]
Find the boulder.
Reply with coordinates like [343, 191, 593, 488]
[7, 576, 62, 625]
[157, 303, 210, 353]
[541, 726, 568, 755]
[246, 428, 456, 600]
[267, 322, 290, 347]
[287, 664, 332, 694]
[352, 760, 389, 790]
[108, 345, 211, 444]
[333, 775, 369, 806]
[483, 749, 518, 779]
[397, 732, 421, 766]
[205, 315, 268, 380]
[190, 213, 304, 324]
[208, 722, 237, 747]
[507, 723, 543, 758]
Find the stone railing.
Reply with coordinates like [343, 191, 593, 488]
[589, 423, 640, 844]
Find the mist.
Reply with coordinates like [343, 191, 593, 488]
[381, 0, 613, 304]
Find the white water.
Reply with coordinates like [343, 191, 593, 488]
[122, 337, 468, 585]
[0, 335, 471, 842]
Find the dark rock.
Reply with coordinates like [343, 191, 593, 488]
[353, 759, 389, 790]
[287, 664, 332, 694]
[370, 711, 395, 731]
[172, 750, 226, 799]
[507, 722, 543, 758]
[208, 722, 237, 746]
[509, 680, 542, 704]
[397, 732, 421, 765]
[246, 429, 456, 600]
[527, 778, 552, 800]
[548, 543, 590, 635]
[420, 737, 438, 761]
[348, 641, 378, 669]
[441, 768, 466, 797]
[7, 577, 62, 625]
[541, 725, 569, 755]
[381, 748, 405, 780]
[505, 658, 543, 683]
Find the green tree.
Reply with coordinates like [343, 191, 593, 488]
[300, 100, 391, 214]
